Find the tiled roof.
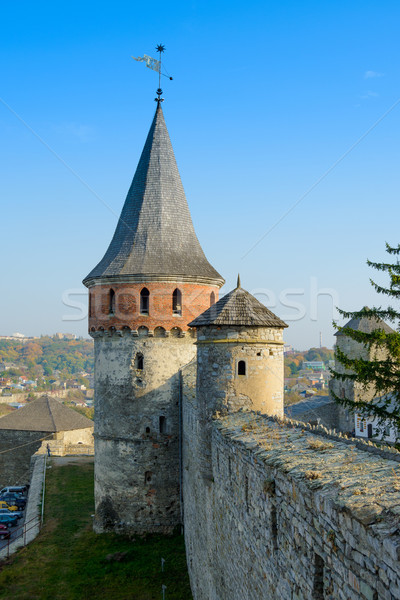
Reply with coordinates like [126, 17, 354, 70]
[0, 396, 93, 432]
[83, 103, 224, 286]
[335, 307, 395, 336]
[188, 283, 288, 328]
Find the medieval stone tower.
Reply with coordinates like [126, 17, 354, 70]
[188, 278, 287, 479]
[330, 307, 395, 432]
[83, 100, 224, 533]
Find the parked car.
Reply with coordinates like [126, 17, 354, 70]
[0, 524, 10, 540]
[0, 494, 26, 509]
[0, 486, 28, 497]
[0, 501, 19, 511]
[0, 514, 18, 527]
[0, 508, 23, 519]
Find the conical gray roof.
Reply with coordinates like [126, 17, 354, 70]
[335, 307, 395, 336]
[83, 103, 224, 286]
[188, 284, 288, 328]
[0, 396, 93, 432]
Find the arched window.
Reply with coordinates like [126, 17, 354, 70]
[109, 289, 115, 314]
[238, 360, 246, 376]
[140, 288, 150, 315]
[144, 471, 153, 484]
[172, 288, 182, 315]
[210, 291, 215, 306]
[135, 353, 144, 370]
[154, 326, 166, 338]
[170, 327, 181, 338]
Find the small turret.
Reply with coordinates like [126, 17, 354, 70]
[189, 280, 287, 478]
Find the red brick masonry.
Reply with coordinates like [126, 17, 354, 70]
[88, 282, 219, 333]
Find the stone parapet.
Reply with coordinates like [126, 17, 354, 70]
[183, 404, 400, 600]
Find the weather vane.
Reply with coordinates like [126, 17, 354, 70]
[132, 44, 173, 102]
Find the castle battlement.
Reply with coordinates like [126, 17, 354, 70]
[183, 404, 400, 600]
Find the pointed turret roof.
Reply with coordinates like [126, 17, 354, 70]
[83, 103, 224, 286]
[335, 307, 395, 336]
[188, 283, 288, 328]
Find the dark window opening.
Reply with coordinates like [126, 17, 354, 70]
[140, 287, 150, 315]
[271, 503, 278, 550]
[159, 416, 167, 434]
[109, 289, 115, 314]
[238, 360, 246, 376]
[145, 427, 150, 434]
[210, 291, 215, 306]
[313, 554, 324, 599]
[144, 471, 153, 484]
[172, 288, 182, 315]
[135, 353, 144, 370]
[89, 293, 93, 317]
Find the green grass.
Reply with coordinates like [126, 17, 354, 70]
[0, 460, 193, 600]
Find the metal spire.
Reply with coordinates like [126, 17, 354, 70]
[155, 44, 165, 102]
[132, 44, 173, 103]
[237, 274, 241, 288]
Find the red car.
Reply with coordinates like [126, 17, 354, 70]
[0, 524, 10, 540]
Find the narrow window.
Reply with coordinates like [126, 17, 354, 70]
[144, 471, 153, 484]
[140, 287, 150, 315]
[135, 353, 144, 370]
[172, 288, 182, 315]
[210, 291, 215, 306]
[109, 289, 115, 314]
[89, 293, 93, 317]
[271, 503, 278, 550]
[359, 419, 364, 432]
[159, 416, 167, 434]
[238, 360, 246, 376]
[313, 554, 324, 599]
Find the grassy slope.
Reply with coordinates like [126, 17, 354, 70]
[0, 461, 192, 600]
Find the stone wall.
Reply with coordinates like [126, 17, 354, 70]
[36, 427, 94, 456]
[0, 430, 50, 486]
[182, 399, 400, 600]
[93, 330, 196, 534]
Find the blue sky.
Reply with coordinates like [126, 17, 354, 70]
[1, 0, 399, 349]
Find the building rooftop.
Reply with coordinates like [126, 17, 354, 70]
[0, 396, 93, 432]
[189, 279, 288, 328]
[83, 102, 224, 287]
[335, 307, 395, 336]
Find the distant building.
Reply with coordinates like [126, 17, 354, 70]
[0, 395, 94, 484]
[330, 308, 395, 432]
[302, 361, 325, 371]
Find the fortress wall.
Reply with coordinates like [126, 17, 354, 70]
[0, 430, 49, 485]
[182, 405, 400, 600]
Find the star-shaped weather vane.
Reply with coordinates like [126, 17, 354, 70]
[132, 43, 173, 102]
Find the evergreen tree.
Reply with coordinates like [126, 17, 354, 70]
[331, 243, 400, 433]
